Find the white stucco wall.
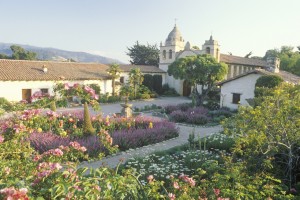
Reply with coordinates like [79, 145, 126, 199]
[220, 73, 262, 110]
[0, 79, 110, 102]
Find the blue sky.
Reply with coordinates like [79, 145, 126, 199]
[0, 0, 299, 63]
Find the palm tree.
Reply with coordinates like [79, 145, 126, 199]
[129, 68, 144, 98]
[107, 64, 122, 96]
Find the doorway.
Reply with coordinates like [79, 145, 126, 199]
[22, 89, 32, 103]
[182, 80, 191, 97]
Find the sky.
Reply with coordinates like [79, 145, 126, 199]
[0, 0, 299, 63]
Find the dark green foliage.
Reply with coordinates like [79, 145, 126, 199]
[143, 74, 153, 90]
[204, 100, 220, 110]
[0, 53, 9, 59]
[161, 84, 179, 96]
[10, 45, 37, 60]
[142, 74, 163, 94]
[168, 54, 228, 105]
[83, 102, 95, 135]
[152, 75, 163, 94]
[263, 46, 300, 76]
[126, 41, 159, 66]
[255, 75, 283, 88]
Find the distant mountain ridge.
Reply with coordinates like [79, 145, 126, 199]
[0, 42, 123, 64]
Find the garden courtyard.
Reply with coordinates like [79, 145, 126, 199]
[0, 83, 300, 199]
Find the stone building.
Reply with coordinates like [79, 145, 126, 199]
[159, 24, 275, 96]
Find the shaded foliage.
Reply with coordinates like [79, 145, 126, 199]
[126, 41, 159, 66]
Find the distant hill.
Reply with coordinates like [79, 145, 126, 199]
[0, 42, 123, 64]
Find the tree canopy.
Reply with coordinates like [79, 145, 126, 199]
[126, 41, 159, 66]
[223, 84, 300, 189]
[168, 54, 228, 105]
[0, 45, 37, 60]
[263, 45, 300, 76]
[106, 64, 122, 96]
[255, 75, 283, 88]
[10, 45, 37, 60]
[129, 68, 144, 98]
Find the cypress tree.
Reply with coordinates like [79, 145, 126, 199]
[50, 101, 57, 112]
[83, 102, 95, 135]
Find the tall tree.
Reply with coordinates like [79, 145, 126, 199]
[126, 41, 159, 66]
[10, 45, 37, 60]
[223, 84, 300, 189]
[0, 54, 9, 59]
[106, 63, 122, 96]
[168, 54, 228, 106]
[263, 46, 300, 76]
[129, 68, 144, 98]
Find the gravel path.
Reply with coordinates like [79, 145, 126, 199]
[79, 124, 223, 169]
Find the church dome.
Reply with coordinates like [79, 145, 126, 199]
[165, 25, 184, 45]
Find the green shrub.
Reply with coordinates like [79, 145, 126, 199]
[255, 75, 283, 88]
[83, 102, 95, 135]
[50, 101, 57, 111]
[161, 84, 179, 96]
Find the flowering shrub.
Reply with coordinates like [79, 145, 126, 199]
[164, 103, 193, 114]
[0, 187, 29, 200]
[29, 132, 105, 158]
[169, 107, 210, 125]
[112, 120, 179, 151]
[167, 104, 233, 125]
[29, 120, 178, 157]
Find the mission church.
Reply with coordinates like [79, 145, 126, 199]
[158, 24, 299, 109]
[0, 24, 299, 110]
[159, 24, 279, 96]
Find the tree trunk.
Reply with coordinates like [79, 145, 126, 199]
[112, 78, 115, 96]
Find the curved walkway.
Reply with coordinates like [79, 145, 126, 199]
[79, 124, 223, 169]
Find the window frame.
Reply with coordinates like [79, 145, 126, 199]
[232, 93, 241, 104]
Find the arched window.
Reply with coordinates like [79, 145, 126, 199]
[162, 50, 166, 59]
[216, 48, 219, 60]
[169, 50, 172, 59]
[206, 47, 210, 54]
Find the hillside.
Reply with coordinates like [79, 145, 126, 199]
[0, 42, 122, 64]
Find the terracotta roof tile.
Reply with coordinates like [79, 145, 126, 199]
[119, 64, 166, 73]
[0, 59, 165, 81]
[220, 54, 268, 67]
[218, 69, 300, 85]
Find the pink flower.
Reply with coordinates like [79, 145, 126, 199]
[179, 174, 196, 187]
[168, 193, 176, 200]
[147, 175, 154, 183]
[0, 135, 4, 143]
[214, 188, 221, 196]
[80, 146, 87, 152]
[173, 181, 180, 189]
[64, 83, 70, 90]
[0, 187, 29, 200]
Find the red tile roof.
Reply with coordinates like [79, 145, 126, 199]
[218, 69, 300, 85]
[0, 59, 165, 81]
[220, 54, 268, 67]
[119, 64, 165, 73]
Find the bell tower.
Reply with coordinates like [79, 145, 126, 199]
[202, 35, 220, 62]
[159, 24, 185, 71]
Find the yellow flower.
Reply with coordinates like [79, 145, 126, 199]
[149, 122, 153, 129]
[60, 131, 67, 137]
[37, 128, 43, 133]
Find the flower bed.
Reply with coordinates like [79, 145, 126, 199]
[165, 103, 233, 125]
[1, 109, 179, 159]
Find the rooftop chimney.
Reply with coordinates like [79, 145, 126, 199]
[42, 65, 48, 73]
[266, 57, 280, 73]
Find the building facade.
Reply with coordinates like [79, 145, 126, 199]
[0, 59, 165, 102]
[158, 24, 273, 96]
